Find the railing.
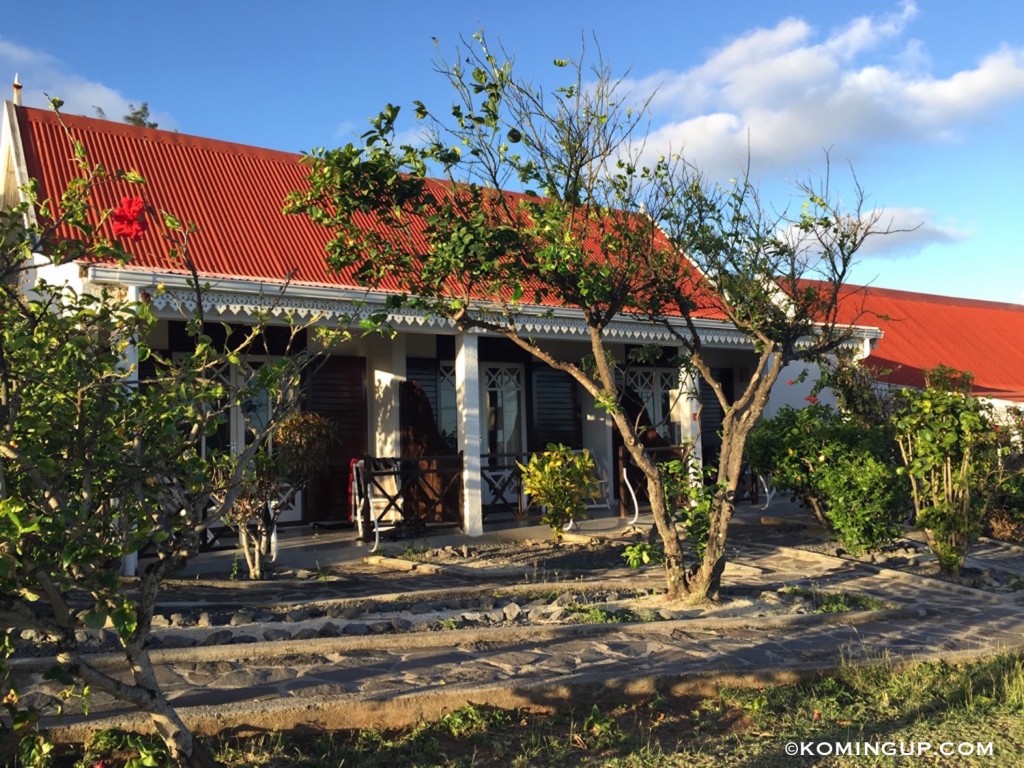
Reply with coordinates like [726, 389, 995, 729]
[481, 452, 530, 518]
[617, 444, 694, 520]
[352, 453, 463, 550]
[482, 450, 612, 520]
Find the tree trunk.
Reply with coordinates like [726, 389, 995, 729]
[613, 422, 690, 599]
[71, 647, 222, 768]
[238, 525, 265, 580]
[645, 472, 687, 600]
[688, 414, 753, 602]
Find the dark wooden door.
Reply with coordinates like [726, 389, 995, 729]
[304, 356, 367, 523]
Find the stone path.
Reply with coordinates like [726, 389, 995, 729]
[13, 516, 1024, 740]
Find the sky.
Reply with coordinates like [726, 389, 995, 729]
[2, 1, 1023, 305]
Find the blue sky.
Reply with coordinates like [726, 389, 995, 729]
[3, 1, 1022, 304]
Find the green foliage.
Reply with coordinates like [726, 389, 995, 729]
[75, 728, 168, 768]
[780, 585, 889, 614]
[621, 540, 665, 568]
[519, 444, 600, 540]
[578, 704, 624, 749]
[286, 33, 884, 602]
[895, 377, 998, 575]
[748, 405, 907, 553]
[659, 458, 713, 559]
[0, 102, 331, 766]
[273, 410, 337, 487]
[123, 102, 158, 129]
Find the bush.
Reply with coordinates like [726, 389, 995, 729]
[894, 380, 997, 576]
[519, 444, 601, 540]
[749, 405, 906, 553]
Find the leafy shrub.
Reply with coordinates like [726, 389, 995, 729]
[748, 405, 907, 553]
[621, 540, 665, 568]
[519, 444, 601, 540]
[894, 378, 998, 575]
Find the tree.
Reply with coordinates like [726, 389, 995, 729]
[92, 103, 158, 128]
[124, 102, 158, 128]
[0, 104, 338, 766]
[227, 411, 337, 580]
[286, 35, 887, 602]
[894, 368, 998, 576]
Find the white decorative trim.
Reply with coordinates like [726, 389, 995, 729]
[86, 266, 878, 351]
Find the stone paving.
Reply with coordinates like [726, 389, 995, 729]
[14, 509, 1024, 740]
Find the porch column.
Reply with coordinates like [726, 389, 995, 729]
[455, 332, 483, 536]
[672, 367, 703, 466]
[371, 334, 406, 456]
[119, 285, 141, 577]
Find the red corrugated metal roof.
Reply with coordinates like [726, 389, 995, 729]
[834, 284, 1024, 402]
[14, 105, 725, 318]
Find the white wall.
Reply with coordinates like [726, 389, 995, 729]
[763, 360, 836, 420]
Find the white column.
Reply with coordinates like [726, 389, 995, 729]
[672, 367, 703, 466]
[455, 332, 483, 536]
[582, 391, 614, 508]
[371, 334, 406, 457]
[120, 285, 140, 577]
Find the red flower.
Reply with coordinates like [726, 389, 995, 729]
[805, 395, 820, 405]
[111, 196, 148, 242]
[786, 379, 795, 386]
[812, 710, 821, 722]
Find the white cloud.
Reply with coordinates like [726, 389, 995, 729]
[856, 206, 971, 258]
[0, 38, 174, 129]
[627, 2, 1024, 179]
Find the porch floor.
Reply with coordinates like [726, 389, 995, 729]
[169, 499, 797, 578]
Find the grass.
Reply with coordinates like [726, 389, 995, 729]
[780, 584, 891, 614]
[46, 652, 1024, 767]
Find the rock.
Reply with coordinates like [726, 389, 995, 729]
[285, 608, 311, 623]
[503, 602, 523, 621]
[74, 630, 96, 644]
[157, 634, 198, 649]
[340, 605, 363, 620]
[368, 622, 391, 635]
[319, 622, 342, 637]
[197, 612, 212, 628]
[343, 623, 370, 636]
[20, 629, 47, 643]
[294, 569, 317, 580]
[292, 628, 320, 640]
[229, 611, 253, 627]
[150, 614, 170, 628]
[169, 613, 190, 627]
[409, 602, 434, 615]
[460, 544, 470, 558]
[461, 611, 485, 623]
[390, 617, 413, 632]
[201, 630, 233, 646]
[263, 628, 292, 642]
[230, 635, 258, 644]
[546, 608, 567, 622]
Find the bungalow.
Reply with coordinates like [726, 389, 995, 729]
[836, 285, 1024, 406]
[0, 98, 877, 537]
